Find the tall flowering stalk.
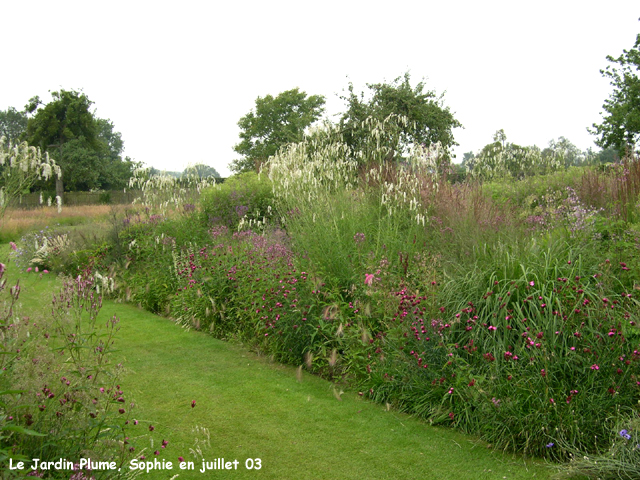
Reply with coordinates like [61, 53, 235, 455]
[0, 136, 61, 220]
[128, 166, 216, 216]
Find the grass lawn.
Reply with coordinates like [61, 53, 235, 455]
[7, 251, 557, 480]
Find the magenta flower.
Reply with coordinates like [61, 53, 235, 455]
[191, 400, 196, 408]
[27, 267, 32, 273]
[364, 274, 374, 285]
[591, 364, 599, 370]
[9, 242, 17, 251]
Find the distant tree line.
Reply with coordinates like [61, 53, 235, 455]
[0, 90, 221, 197]
[232, 25, 640, 177]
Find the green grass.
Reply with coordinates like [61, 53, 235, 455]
[4, 249, 557, 480]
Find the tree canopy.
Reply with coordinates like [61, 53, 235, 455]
[0, 107, 27, 144]
[590, 29, 640, 154]
[339, 72, 462, 165]
[24, 89, 134, 193]
[183, 163, 220, 179]
[231, 88, 325, 173]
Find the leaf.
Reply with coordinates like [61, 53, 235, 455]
[2, 425, 46, 436]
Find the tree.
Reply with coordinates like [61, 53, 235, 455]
[542, 137, 584, 167]
[183, 164, 220, 179]
[590, 29, 640, 154]
[24, 90, 133, 194]
[25, 90, 99, 197]
[0, 107, 27, 143]
[470, 130, 561, 180]
[339, 72, 462, 165]
[231, 88, 325, 173]
[95, 118, 135, 190]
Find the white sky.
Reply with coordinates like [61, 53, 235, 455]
[2, 1, 639, 177]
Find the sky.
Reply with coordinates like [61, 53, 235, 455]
[2, 1, 639, 177]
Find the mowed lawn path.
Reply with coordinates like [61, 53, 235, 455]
[15, 269, 555, 480]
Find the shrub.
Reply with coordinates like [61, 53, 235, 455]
[199, 172, 274, 230]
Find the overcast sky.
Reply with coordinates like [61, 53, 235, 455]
[2, 1, 639, 177]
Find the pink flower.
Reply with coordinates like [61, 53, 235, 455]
[591, 364, 599, 370]
[27, 267, 32, 273]
[364, 274, 374, 285]
[35, 266, 39, 273]
[43, 270, 49, 274]
[9, 242, 17, 251]
[191, 400, 196, 408]
[529, 281, 534, 286]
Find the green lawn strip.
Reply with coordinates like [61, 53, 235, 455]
[10, 267, 557, 480]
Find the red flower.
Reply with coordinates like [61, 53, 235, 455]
[191, 400, 196, 408]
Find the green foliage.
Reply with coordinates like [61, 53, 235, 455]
[590, 30, 640, 154]
[182, 163, 220, 179]
[542, 137, 586, 167]
[0, 107, 27, 144]
[200, 172, 273, 230]
[0, 137, 61, 219]
[231, 88, 326, 173]
[339, 72, 462, 165]
[0, 267, 136, 477]
[24, 90, 133, 192]
[469, 130, 562, 180]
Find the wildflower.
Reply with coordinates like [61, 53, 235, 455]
[191, 400, 196, 408]
[448, 412, 454, 420]
[591, 364, 599, 370]
[546, 443, 554, 448]
[9, 242, 17, 251]
[620, 429, 631, 440]
[27, 267, 32, 273]
[179, 457, 185, 462]
[149, 425, 155, 431]
[364, 274, 374, 285]
[529, 281, 534, 286]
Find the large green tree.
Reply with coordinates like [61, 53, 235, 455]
[590, 30, 640, 154]
[339, 72, 462, 165]
[231, 88, 325, 173]
[0, 107, 28, 143]
[24, 90, 133, 194]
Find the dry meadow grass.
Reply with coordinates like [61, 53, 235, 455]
[0, 204, 128, 242]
